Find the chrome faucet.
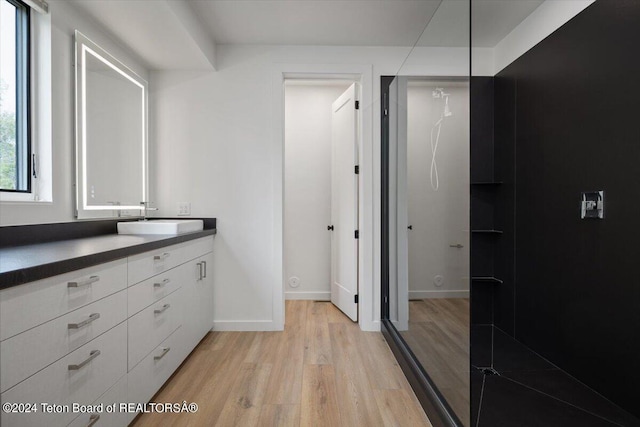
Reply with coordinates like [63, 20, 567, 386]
[139, 202, 158, 221]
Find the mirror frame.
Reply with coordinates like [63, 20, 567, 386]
[74, 30, 148, 219]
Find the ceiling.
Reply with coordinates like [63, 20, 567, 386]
[189, 1, 442, 47]
[66, 0, 547, 70]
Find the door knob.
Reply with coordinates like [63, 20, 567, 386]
[327, 225, 334, 231]
[407, 225, 413, 230]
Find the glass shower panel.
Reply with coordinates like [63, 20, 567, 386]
[382, 1, 470, 426]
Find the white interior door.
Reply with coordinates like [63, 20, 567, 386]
[330, 83, 359, 321]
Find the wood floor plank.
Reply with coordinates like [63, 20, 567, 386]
[215, 363, 272, 427]
[325, 301, 353, 323]
[257, 404, 300, 427]
[361, 332, 407, 390]
[304, 301, 333, 365]
[300, 365, 342, 426]
[329, 323, 387, 426]
[264, 301, 307, 404]
[374, 389, 433, 427]
[244, 332, 281, 364]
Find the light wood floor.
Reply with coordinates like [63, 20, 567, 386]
[132, 300, 432, 427]
[400, 298, 470, 427]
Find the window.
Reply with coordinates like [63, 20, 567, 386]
[1, 0, 30, 192]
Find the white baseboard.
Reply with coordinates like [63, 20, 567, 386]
[360, 319, 381, 332]
[285, 291, 331, 301]
[409, 290, 469, 299]
[212, 320, 283, 331]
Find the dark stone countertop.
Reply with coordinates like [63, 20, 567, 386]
[0, 229, 216, 290]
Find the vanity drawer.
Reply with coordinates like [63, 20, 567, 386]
[127, 244, 187, 286]
[1, 322, 127, 427]
[128, 327, 183, 419]
[67, 374, 127, 427]
[128, 289, 182, 370]
[127, 237, 214, 286]
[0, 259, 127, 341]
[127, 263, 186, 317]
[0, 290, 127, 393]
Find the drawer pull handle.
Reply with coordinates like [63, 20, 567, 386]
[154, 347, 170, 361]
[197, 262, 203, 280]
[87, 413, 100, 427]
[68, 276, 100, 288]
[154, 252, 170, 261]
[68, 313, 101, 329]
[154, 304, 170, 314]
[68, 349, 101, 370]
[154, 278, 170, 288]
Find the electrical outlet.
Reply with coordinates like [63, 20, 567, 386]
[177, 202, 191, 216]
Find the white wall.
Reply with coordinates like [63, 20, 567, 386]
[284, 83, 350, 301]
[407, 82, 469, 299]
[151, 44, 469, 331]
[493, 0, 595, 74]
[0, 1, 148, 226]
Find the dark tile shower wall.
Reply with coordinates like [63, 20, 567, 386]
[476, 0, 640, 418]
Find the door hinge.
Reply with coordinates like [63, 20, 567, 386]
[383, 93, 388, 116]
[355, 100, 360, 110]
[32, 154, 38, 178]
[354, 165, 359, 174]
[354, 230, 359, 239]
[354, 294, 359, 304]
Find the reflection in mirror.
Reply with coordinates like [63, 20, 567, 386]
[75, 31, 147, 219]
[386, 76, 470, 427]
[402, 77, 469, 424]
[382, 1, 470, 426]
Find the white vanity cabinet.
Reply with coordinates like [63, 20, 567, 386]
[181, 252, 215, 355]
[0, 235, 214, 427]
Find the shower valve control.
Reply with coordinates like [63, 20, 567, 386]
[581, 191, 604, 219]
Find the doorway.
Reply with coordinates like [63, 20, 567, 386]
[284, 79, 361, 321]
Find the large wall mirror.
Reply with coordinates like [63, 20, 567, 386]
[74, 30, 147, 219]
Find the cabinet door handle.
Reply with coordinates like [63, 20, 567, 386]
[154, 347, 170, 361]
[68, 313, 101, 329]
[197, 262, 203, 280]
[449, 244, 464, 249]
[154, 278, 170, 288]
[154, 304, 170, 314]
[68, 349, 101, 370]
[87, 414, 100, 427]
[154, 252, 170, 261]
[68, 275, 100, 288]
[202, 261, 207, 278]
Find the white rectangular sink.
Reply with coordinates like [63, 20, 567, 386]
[117, 220, 204, 235]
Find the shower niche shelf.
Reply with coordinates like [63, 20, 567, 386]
[471, 276, 503, 284]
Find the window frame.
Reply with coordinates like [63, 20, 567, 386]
[1, 0, 32, 194]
